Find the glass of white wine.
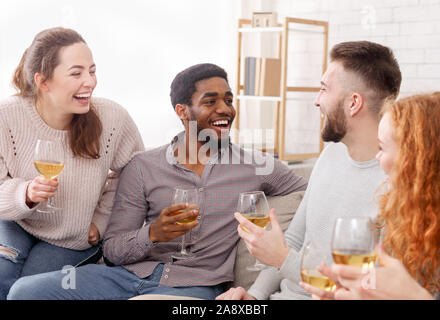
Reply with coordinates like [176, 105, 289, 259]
[331, 217, 378, 270]
[237, 191, 270, 271]
[171, 186, 200, 260]
[300, 241, 336, 292]
[34, 139, 65, 213]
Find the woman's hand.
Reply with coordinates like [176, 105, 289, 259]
[300, 245, 435, 300]
[26, 176, 58, 207]
[299, 263, 339, 300]
[330, 246, 434, 300]
[88, 222, 100, 246]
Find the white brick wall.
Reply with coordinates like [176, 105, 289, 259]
[239, 0, 440, 157]
[273, 0, 440, 97]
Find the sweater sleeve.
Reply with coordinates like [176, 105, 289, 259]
[0, 125, 37, 220]
[110, 109, 145, 172]
[278, 188, 308, 283]
[90, 108, 145, 237]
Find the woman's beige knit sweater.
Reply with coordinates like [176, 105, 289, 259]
[0, 96, 144, 250]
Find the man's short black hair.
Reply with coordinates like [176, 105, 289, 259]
[170, 63, 229, 109]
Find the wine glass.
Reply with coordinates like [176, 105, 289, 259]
[171, 186, 200, 260]
[33, 139, 65, 213]
[300, 241, 336, 292]
[331, 217, 378, 270]
[237, 191, 270, 271]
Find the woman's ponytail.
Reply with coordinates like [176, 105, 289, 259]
[12, 48, 33, 97]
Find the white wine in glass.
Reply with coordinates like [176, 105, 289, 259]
[300, 241, 336, 292]
[34, 139, 65, 213]
[171, 186, 200, 260]
[331, 217, 378, 269]
[237, 191, 270, 271]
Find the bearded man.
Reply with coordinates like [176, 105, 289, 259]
[217, 41, 402, 300]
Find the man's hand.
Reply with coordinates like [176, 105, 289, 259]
[26, 176, 58, 207]
[88, 222, 100, 246]
[149, 203, 199, 242]
[216, 287, 256, 300]
[235, 208, 290, 269]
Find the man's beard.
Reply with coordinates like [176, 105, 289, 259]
[321, 100, 347, 143]
[188, 110, 230, 149]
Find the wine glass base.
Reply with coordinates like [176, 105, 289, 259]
[246, 259, 266, 271]
[246, 265, 265, 271]
[171, 252, 195, 260]
[37, 205, 61, 214]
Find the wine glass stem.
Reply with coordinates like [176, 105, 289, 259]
[180, 237, 187, 255]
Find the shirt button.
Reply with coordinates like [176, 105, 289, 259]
[199, 187, 204, 192]
[197, 215, 201, 220]
[164, 275, 168, 279]
[165, 268, 170, 272]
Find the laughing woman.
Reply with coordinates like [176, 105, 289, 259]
[0, 27, 144, 299]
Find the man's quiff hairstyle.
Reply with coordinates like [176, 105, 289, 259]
[330, 41, 402, 116]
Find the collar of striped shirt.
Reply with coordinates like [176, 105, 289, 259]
[166, 130, 232, 165]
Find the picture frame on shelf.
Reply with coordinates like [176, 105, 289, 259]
[252, 12, 278, 28]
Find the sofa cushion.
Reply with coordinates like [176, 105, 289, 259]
[231, 190, 305, 290]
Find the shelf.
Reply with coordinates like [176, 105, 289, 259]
[237, 95, 281, 102]
[238, 27, 283, 33]
[235, 17, 329, 161]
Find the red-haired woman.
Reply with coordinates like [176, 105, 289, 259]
[0, 27, 144, 299]
[301, 93, 440, 299]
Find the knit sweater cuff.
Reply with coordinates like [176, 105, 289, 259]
[247, 266, 284, 300]
[18, 180, 36, 212]
[0, 180, 37, 220]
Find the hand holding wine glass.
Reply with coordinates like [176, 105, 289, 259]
[300, 241, 336, 293]
[170, 187, 200, 260]
[32, 139, 65, 213]
[236, 191, 271, 271]
[149, 203, 199, 242]
[26, 176, 59, 206]
[299, 217, 378, 299]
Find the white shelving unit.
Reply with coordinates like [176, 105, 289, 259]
[234, 17, 329, 161]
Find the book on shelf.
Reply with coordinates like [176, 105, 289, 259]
[259, 57, 281, 96]
[244, 56, 256, 95]
[255, 57, 262, 96]
[244, 56, 281, 97]
[244, 57, 251, 95]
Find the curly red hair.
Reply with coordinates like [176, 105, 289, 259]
[378, 92, 440, 294]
